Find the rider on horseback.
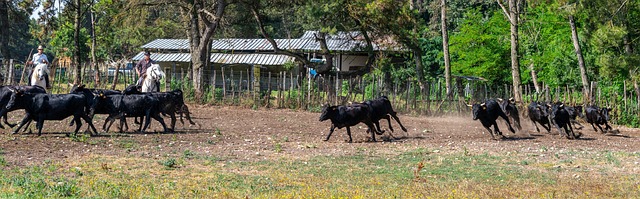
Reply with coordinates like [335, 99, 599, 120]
[135, 51, 159, 91]
[27, 45, 50, 88]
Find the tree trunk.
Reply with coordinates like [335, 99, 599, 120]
[73, 0, 82, 85]
[569, 15, 589, 104]
[413, 50, 425, 91]
[91, 9, 99, 85]
[186, 0, 225, 101]
[441, 0, 452, 98]
[529, 61, 540, 93]
[508, 0, 522, 103]
[111, 61, 121, 90]
[0, 0, 11, 65]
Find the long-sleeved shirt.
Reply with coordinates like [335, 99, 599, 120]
[32, 53, 49, 64]
[135, 59, 155, 77]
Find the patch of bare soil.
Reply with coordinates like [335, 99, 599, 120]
[0, 105, 638, 167]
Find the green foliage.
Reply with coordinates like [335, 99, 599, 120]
[48, 21, 90, 60]
[449, 9, 510, 85]
[160, 158, 177, 169]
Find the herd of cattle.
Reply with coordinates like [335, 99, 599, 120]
[0, 84, 616, 142]
[0, 84, 196, 136]
[470, 98, 612, 140]
[320, 96, 615, 142]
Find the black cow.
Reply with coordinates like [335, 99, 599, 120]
[0, 85, 46, 129]
[319, 104, 381, 143]
[527, 102, 552, 133]
[356, 96, 407, 135]
[5, 89, 98, 136]
[497, 98, 521, 131]
[585, 106, 613, 133]
[123, 85, 196, 130]
[550, 103, 577, 139]
[470, 99, 516, 139]
[97, 93, 168, 133]
[565, 105, 584, 130]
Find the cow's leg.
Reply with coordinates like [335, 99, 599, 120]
[104, 115, 118, 133]
[151, 113, 168, 133]
[566, 123, 575, 139]
[492, 121, 505, 139]
[380, 115, 393, 132]
[182, 105, 196, 125]
[370, 120, 384, 135]
[542, 122, 551, 133]
[596, 123, 605, 133]
[554, 122, 567, 137]
[483, 125, 496, 140]
[345, 126, 353, 143]
[36, 118, 45, 136]
[511, 113, 522, 131]
[324, 124, 336, 141]
[498, 111, 516, 133]
[531, 120, 541, 132]
[590, 123, 598, 132]
[366, 122, 378, 142]
[389, 112, 407, 132]
[571, 119, 584, 130]
[12, 115, 31, 134]
[22, 120, 33, 133]
[169, 113, 176, 131]
[72, 116, 82, 136]
[141, 110, 152, 133]
[4, 113, 17, 128]
[80, 114, 99, 135]
[604, 122, 613, 131]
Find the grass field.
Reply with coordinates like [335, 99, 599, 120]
[0, 147, 638, 198]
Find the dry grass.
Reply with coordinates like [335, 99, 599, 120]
[0, 148, 638, 198]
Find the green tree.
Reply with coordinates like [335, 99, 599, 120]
[449, 9, 510, 85]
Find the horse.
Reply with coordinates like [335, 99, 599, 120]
[30, 63, 49, 92]
[142, 64, 164, 92]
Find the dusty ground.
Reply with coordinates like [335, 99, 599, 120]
[0, 105, 638, 167]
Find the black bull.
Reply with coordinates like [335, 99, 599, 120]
[5, 90, 98, 136]
[319, 104, 382, 143]
[470, 99, 516, 139]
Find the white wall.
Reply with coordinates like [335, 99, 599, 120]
[333, 54, 368, 71]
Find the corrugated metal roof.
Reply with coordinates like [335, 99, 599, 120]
[210, 53, 294, 65]
[140, 31, 405, 52]
[141, 39, 189, 50]
[210, 39, 309, 51]
[133, 52, 294, 66]
[300, 31, 362, 40]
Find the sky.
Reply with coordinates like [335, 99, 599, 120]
[29, 0, 62, 20]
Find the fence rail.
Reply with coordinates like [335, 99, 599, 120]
[1, 60, 639, 127]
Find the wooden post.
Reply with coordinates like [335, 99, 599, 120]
[222, 67, 226, 99]
[212, 70, 217, 103]
[623, 80, 627, 110]
[7, 59, 13, 85]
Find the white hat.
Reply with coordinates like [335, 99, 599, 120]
[37, 45, 44, 50]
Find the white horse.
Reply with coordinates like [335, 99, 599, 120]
[30, 63, 49, 91]
[142, 64, 165, 92]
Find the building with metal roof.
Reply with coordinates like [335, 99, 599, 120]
[135, 31, 408, 91]
[132, 52, 295, 66]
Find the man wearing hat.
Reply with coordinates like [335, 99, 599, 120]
[135, 51, 156, 89]
[27, 45, 50, 88]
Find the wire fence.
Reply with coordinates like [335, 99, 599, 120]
[2, 60, 639, 127]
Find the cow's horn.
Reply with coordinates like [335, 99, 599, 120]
[496, 98, 503, 102]
[480, 103, 486, 107]
[467, 104, 473, 107]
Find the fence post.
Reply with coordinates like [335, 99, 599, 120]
[7, 59, 13, 85]
[222, 67, 226, 99]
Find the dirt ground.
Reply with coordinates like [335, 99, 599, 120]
[0, 105, 638, 167]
